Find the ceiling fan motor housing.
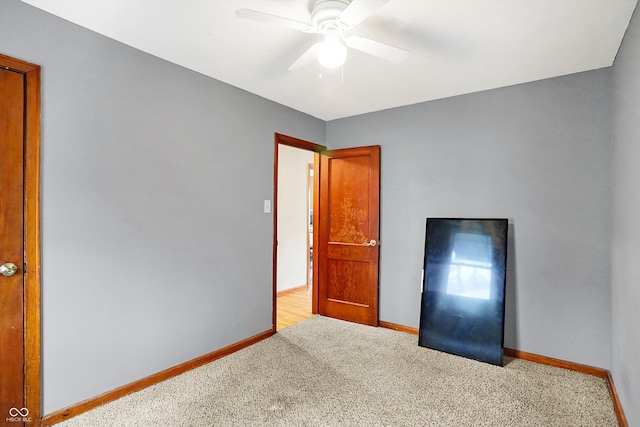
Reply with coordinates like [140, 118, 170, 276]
[311, 0, 351, 30]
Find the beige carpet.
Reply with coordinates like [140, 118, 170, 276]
[58, 316, 618, 426]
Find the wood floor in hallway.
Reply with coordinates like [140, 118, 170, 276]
[277, 285, 314, 331]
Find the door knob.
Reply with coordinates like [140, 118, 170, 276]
[363, 240, 379, 247]
[0, 263, 18, 277]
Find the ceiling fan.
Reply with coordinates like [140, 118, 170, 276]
[235, 0, 409, 71]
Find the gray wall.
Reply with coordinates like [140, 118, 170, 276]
[0, 0, 325, 413]
[612, 5, 640, 426]
[3, 0, 635, 420]
[327, 70, 613, 370]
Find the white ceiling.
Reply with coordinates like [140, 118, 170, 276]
[20, 0, 638, 121]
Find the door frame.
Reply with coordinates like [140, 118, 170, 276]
[272, 133, 325, 331]
[306, 162, 314, 291]
[0, 53, 42, 424]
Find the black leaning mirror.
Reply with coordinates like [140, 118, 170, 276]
[418, 218, 508, 366]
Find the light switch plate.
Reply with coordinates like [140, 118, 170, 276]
[264, 200, 271, 213]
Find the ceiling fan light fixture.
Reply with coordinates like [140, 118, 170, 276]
[316, 31, 347, 69]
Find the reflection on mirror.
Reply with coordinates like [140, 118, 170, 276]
[419, 218, 508, 366]
[446, 232, 493, 300]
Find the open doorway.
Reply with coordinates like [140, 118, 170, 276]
[273, 134, 324, 331]
[273, 135, 381, 329]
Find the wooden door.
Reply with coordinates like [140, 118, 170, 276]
[0, 54, 41, 426]
[318, 146, 380, 326]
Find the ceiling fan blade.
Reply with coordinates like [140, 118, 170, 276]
[346, 36, 409, 63]
[235, 9, 313, 33]
[288, 44, 319, 71]
[338, 0, 390, 27]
